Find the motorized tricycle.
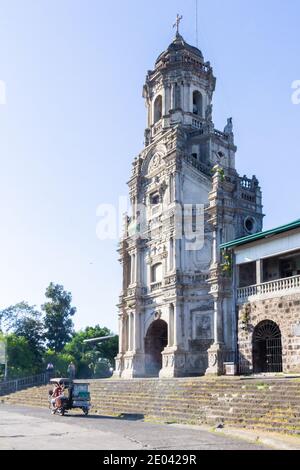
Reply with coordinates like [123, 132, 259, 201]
[49, 378, 91, 416]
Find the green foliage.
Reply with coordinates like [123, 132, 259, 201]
[221, 250, 232, 275]
[44, 349, 75, 377]
[0, 302, 44, 370]
[64, 326, 118, 378]
[212, 165, 225, 182]
[0, 284, 118, 380]
[241, 304, 251, 329]
[42, 283, 76, 353]
[0, 332, 41, 379]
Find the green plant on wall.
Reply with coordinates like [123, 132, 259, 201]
[221, 250, 232, 275]
[241, 304, 251, 329]
[212, 165, 225, 182]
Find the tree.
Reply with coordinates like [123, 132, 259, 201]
[0, 302, 44, 369]
[43, 350, 75, 377]
[42, 283, 76, 353]
[64, 326, 118, 378]
[0, 332, 40, 379]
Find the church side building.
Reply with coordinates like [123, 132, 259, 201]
[114, 26, 263, 379]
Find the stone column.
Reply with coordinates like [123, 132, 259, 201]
[256, 258, 263, 285]
[186, 84, 191, 113]
[114, 314, 125, 378]
[135, 250, 140, 285]
[171, 83, 175, 110]
[174, 302, 184, 348]
[213, 298, 224, 345]
[169, 237, 174, 272]
[165, 85, 171, 114]
[133, 312, 140, 351]
[212, 229, 221, 265]
[181, 83, 185, 111]
[168, 304, 175, 347]
[118, 315, 124, 353]
[160, 302, 186, 378]
[212, 230, 217, 264]
[205, 280, 225, 376]
[128, 312, 133, 351]
[174, 171, 181, 203]
[122, 310, 146, 379]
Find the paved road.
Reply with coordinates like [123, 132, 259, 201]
[0, 404, 269, 450]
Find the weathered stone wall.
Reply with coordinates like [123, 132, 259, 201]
[238, 294, 300, 373]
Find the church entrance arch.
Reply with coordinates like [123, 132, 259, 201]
[252, 320, 283, 373]
[145, 319, 168, 376]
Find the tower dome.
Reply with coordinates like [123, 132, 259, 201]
[155, 33, 204, 68]
[143, 28, 215, 144]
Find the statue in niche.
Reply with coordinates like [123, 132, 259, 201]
[224, 117, 233, 135]
[205, 104, 213, 122]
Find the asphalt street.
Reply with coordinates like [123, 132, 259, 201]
[0, 404, 270, 450]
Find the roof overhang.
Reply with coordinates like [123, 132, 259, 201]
[220, 219, 300, 251]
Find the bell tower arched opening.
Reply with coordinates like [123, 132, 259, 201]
[193, 90, 203, 117]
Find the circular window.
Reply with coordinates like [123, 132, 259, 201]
[244, 216, 256, 234]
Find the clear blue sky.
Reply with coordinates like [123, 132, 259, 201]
[0, 0, 299, 332]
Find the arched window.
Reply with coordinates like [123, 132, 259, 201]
[193, 91, 203, 116]
[151, 263, 163, 283]
[154, 95, 162, 123]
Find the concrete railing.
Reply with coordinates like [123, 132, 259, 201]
[237, 274, 300, 303]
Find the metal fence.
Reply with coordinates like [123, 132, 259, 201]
[0, 372, 50, 397]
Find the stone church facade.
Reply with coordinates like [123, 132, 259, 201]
[114, 29, 263, 378]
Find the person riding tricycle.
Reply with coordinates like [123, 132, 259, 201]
[48, 378, 90, 416]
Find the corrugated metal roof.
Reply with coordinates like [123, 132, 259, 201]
[220, 219, 300, 250]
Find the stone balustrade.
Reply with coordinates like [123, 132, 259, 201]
[237, 274, 300, 303]
[152, 120, 163, 136]
[150, 281, 162, 292]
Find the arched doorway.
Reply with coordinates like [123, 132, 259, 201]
[145, 320, 168, 376]
[252, 320, 283, 373]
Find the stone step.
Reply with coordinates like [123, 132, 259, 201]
[2, 378, 300, 436]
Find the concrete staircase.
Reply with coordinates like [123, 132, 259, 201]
[1, 377, 300, 435]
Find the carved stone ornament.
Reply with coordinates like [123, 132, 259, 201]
[148, 153, 162, 175]
[209, 352, 218, 368]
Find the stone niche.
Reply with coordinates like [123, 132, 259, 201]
[238, 294, 300, 374]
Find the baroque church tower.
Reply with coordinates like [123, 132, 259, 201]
[115, 21, 263, 378]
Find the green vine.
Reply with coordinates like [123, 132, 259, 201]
[221, 250, 232, 275]
[241, 304, 251, 329]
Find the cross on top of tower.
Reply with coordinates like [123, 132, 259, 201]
[173, 14, 183, 36]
